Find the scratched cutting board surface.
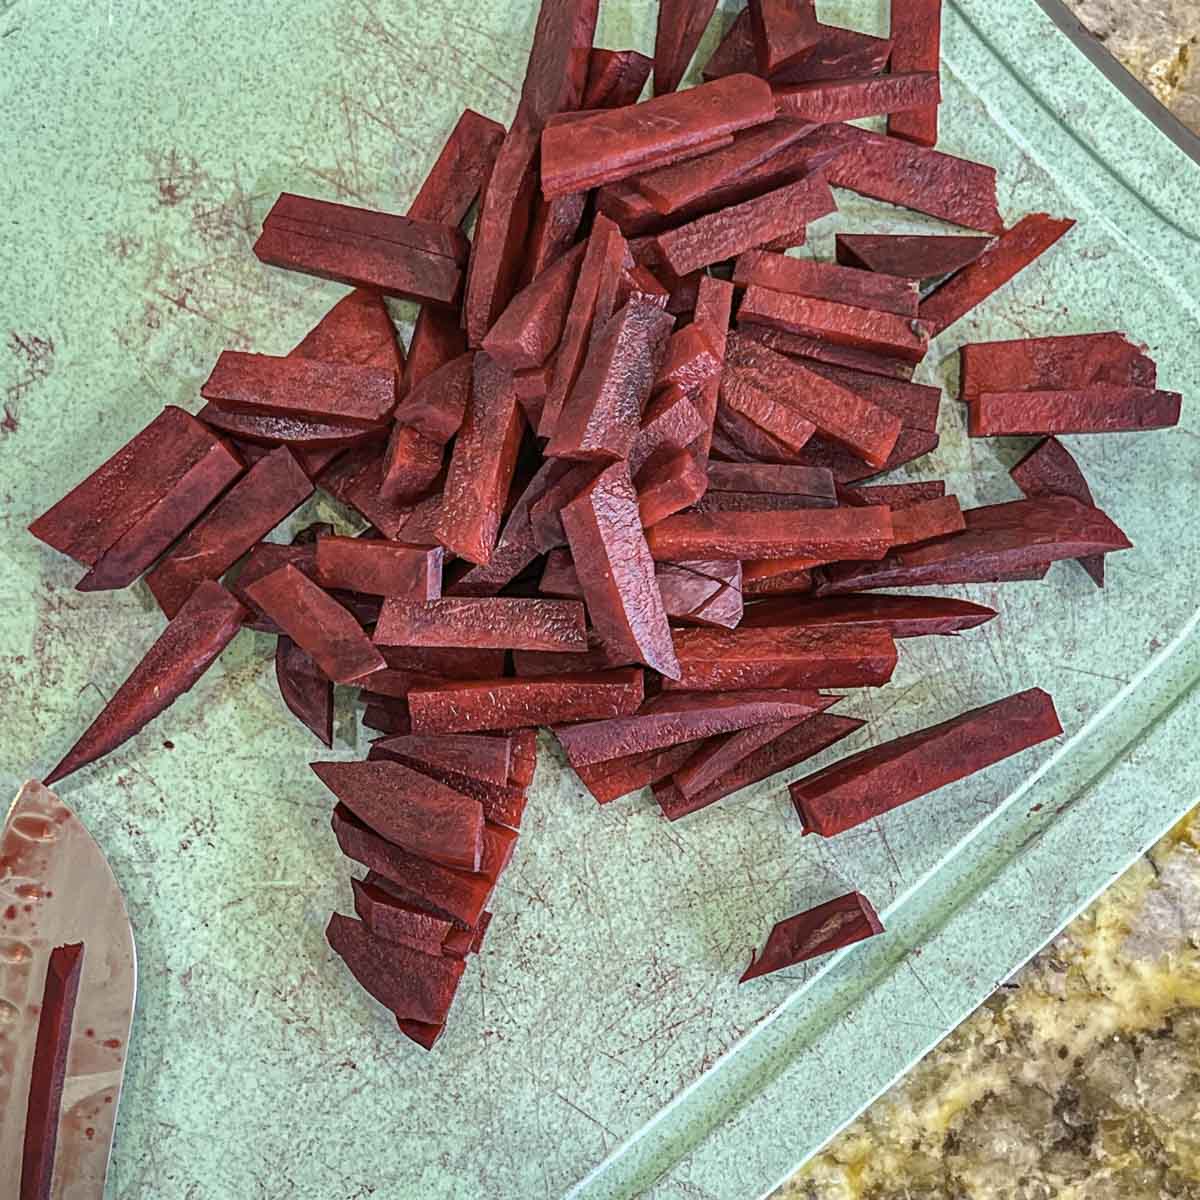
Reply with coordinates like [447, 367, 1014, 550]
[1, 1, 1198, 1197]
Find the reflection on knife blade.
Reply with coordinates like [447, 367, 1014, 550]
[0, 782, 137, 1199]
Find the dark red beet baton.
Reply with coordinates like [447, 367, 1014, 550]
[28, 0, 1188, 1037]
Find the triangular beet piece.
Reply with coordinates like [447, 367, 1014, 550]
[741, 892, 883, 981]
[398, 1018, 446, 1051]
[276, 635, 333, 747]
[326, 913, 464, 1025]
[835, 233, 992, 280]
[333, 806, 492, 929]
[366, 733, 511, 786]
[351, 877, 455, 956]
[313, 761, 484, 872]
[292, 288, 405, 372]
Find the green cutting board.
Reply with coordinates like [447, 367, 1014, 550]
[1, 1, 1197, 1196]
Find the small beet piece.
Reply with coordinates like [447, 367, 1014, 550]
[842, 481, 946, 508]
[478, 822, 520, 883]
[407, 669, 644, 734]
[540, 74, 776, 198]
[464, 125, 540, 346]
[30, 406, 240, 571]
[201, 352, 397, 426]
[575, 740, 705, 804]
[245, 564, 385, 685]
[704, 11, 892, 84]
[739, 287, 929, 364]
[562, 463, 681, 678]
[918, 214, 1076, 336]
[326, 913, 465, 1025]
[372, 421, 443, 507]
[318, 444, 417, 541]
[654, 325, 723, 395]
[969, 387, 1182, 437]
[312, 760, 484, 871]
[791, 427, 942, 484]
[74, 434, 244, 592]
[887, 0, 942, 146]
[367, 733, 511, 787]
[402, 306, 468, 397]
[630, 387, 707, 476]
[958, 332, 1157, 402]
[254, 193, 469, 305]
[805, 123, 1003, 233]
[634, 119, 815, 215]
[733, 250, 919, 318]
[554, 689, 835, 767]
[691, 275, 734, 460]
[391, 352, 473, 444]
[512, 633, 638, 678]
[743, 566, 815, 596]
[656, 711, 866, 819]
[665, 624, 897, 691]
[741, 892, 883, 981]
[449, 459, 574, 595]
[720, 374, 817, 453]
[436, 353, 525, 565]
[315, 537, 442, 599]
[791, 688, 1063, 837]
[380, 645, 507, 678]
[749, 0, 821, 74]
[774, 71, 940, 123]
[835, 233, 991, 279]
[652, 171, 835, 276]
[798, 363, 941, 432]
[889, 495, 965, 546]
[20, 941, 85, 1200]
[276, 635, 334, 746]
[546, 298, 676, 461]
[737, 322, 917, 382]
[634, 449, 707, 527]
[741, 594, 996, 638]
[1011, 437, 1106, 587]
[646, 506, 894, 564]
[673, 718, 803, 799]
[653, 0, 719, 94]
[508, 729, 538, 788]
[333, 806, 492, 928]
[146, 445, 313, 617]
[585, 48, 654, 107]
[198, 405, 379, 451]
[706, 462, 837, 505]
[408, 109, 506, 226]
[483, 242, 587, 370]
[539, 216, 629, 438]
[351, 877, 457, 955]
[816, 496, 1132, 592]
[45, 581, 246, 783]
[375, 597, 587, 652]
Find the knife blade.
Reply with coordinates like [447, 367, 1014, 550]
[0, 781, 137, 1199]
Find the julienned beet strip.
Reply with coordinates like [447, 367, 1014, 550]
[539, 74, 776, 198]
[741, 892, 883, 980]
[20, 942, 85, 1200]
[790, 688, 1063, 837]
[27, 0, 1188, 1039]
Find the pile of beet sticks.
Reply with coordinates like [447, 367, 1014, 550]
[30, 0, 1183, 1047]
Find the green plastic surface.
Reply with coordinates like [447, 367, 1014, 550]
[1, 1, 1197, 1197]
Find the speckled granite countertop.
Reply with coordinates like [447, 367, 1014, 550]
[780, 7, 1200, 1195]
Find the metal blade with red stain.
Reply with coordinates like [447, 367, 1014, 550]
[0, 781, 136, 1198]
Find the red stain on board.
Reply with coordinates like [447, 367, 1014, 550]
[85, 1127, 95, 1140]
[3, 906, 16, 921]
[102, 1039, 121, 1050]
[85, 1028, 96, 1039]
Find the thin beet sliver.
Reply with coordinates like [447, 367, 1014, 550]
[276, 635, 334, 747]
[20, 942, 85, 1200]
[374, 597, 587, 653]
[774, 72, 941, 124]
[835, 232, 991, 279]
[740, 594, 996, 638]
[733, 250, 919, 317]
[45, 581, 246, 783]
[653, 0, 719, 94]
[585, 48, 653, 108]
